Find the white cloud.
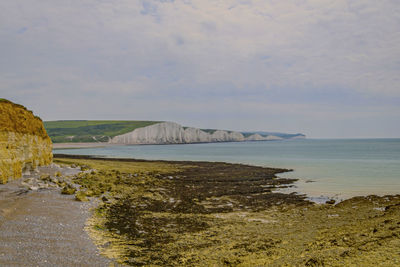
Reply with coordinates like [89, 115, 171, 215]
[0, 0, 399, 137]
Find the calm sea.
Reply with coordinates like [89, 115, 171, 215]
[54, 139, 400, 202]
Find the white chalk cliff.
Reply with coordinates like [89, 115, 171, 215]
[245, 133, 282, 141]
[109, 122, 283, 145]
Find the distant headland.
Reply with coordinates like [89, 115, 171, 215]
[44, 120, 305, 145]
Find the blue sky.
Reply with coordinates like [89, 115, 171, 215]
[0, 0, 399, 138]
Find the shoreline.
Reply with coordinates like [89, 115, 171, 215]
[52, 154, 373, 204]
[52, 155, 310, 265]
[1, 155, 399, 265]
[52, 138, 294, 149]
[53, 155, 400, 266]
[52, 139, 400, 202]
[53, 139, 400, 202]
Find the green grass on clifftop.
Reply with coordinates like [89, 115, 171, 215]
[44, 120, 161, 143]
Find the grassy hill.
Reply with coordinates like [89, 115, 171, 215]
[44, 120, 161, 143]
[44, 120, 305, 143]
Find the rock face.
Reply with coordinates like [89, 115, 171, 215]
[0, 99, 52, 183]
[109, 122, 282, 145]
[245, 134, 282, 141]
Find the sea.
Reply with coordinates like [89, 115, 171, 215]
[54, 139, 400, 203]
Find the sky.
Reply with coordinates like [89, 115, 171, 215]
[0, 0, 399, 138]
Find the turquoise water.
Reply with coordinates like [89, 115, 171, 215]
[55, 139, 400, 201]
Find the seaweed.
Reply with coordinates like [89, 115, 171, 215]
[55, 156, 400, 266]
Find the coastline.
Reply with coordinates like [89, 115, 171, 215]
[52, 138, 293, 149]
[1, 154, 399, 266]
[57, 155, 400, 265]
[52, 139, 400, 201]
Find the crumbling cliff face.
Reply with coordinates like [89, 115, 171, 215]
[0, 99, 52, 183]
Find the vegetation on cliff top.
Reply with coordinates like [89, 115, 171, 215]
[45, 120, 306, 143]
[0, 99, 49, 139]
[44, 120, 161, 143]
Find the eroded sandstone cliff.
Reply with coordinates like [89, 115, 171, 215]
[0, 99, 52, 183]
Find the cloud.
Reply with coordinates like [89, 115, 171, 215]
[0, 0, 399, 137]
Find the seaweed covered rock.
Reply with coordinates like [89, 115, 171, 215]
[75, 191, 89, 202]
[61, 184, 76, 195]
[0, 99, 53, 183]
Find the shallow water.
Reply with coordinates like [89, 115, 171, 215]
[55, 139, 400, 201]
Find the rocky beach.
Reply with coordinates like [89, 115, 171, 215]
[0, 152, 399, 266]
[0, 164, 117, 266]
[33, 155, 400, 266]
